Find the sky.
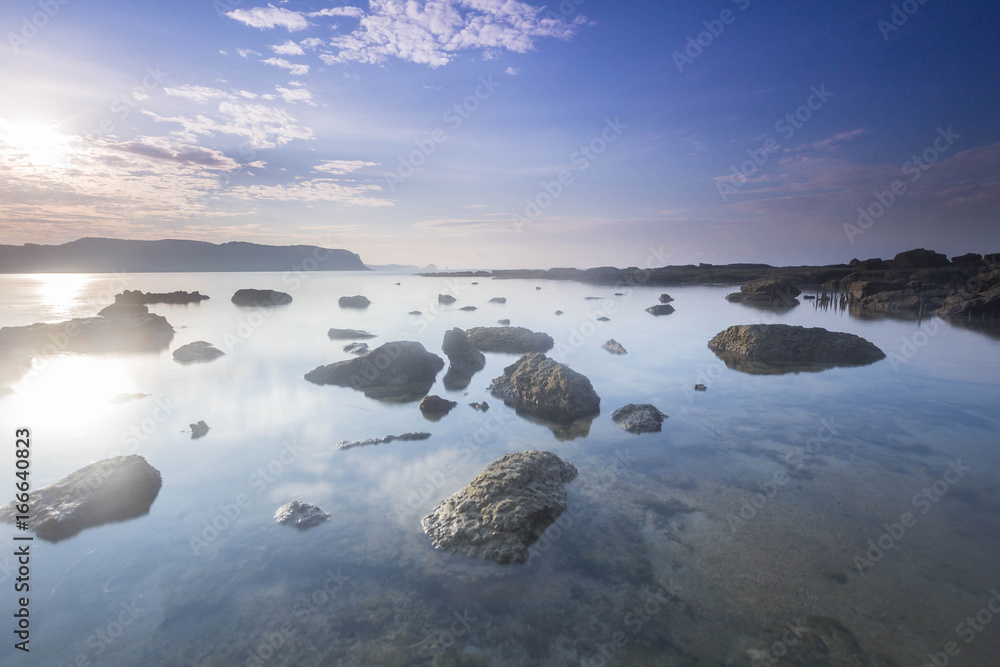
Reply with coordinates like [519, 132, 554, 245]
[0, 0, 997, 269]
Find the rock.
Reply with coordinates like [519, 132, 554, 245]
[336, 432, 431, 450]
[646, 304, 675, 316]
[172, 341, 224, 364]
[419, 395, 458, 419]
[190, 420, 209, 439]
[611, 404, 668, 433]
[602, 339, 627, 354]
[465, 326, 554, 353]
[0, 455, 161, 542]
[893, 248, 950, 269]
[488, 352, 601, 423]
[409, 311, 422, 316]
[658, 293, 674, 303]
[803, 295, 816, 300]
[471, 282, 479, 285]
[274, 501, 329, 530]
[231, 289, 292, 306]
[489, 297, 507, 304]
[438, 294, 457, 304]
[305, 341, 445, 401]
[584, 296, 603, 301]
[460, 306, 478, 311]
[937, 270, 1000, 319]
[535, 286, 542, 290]
[853, 289, 946, 315]
[858, 258, 888, 271]
[421, 451, 578, 564]
[327, 328, 377, 340]
[442, 328, 486, 389]
[343, 342, 369, 355]
[725, 276, 801, 308]
[694, 384, 707, 391]
[554, 310, 564, 315]
[116, 290, 208, 305]
[848, 279, 907, 300]
[708, 324, 886, 374]
[338, 295, 371, 309]
[0, 314, 174, 354]
[614, 292, 624, 296]
[470, 401, 490, 411]
[111, 393, 149, 404]
[497, 319, 510, 325]
[98, 302, 150, 318]
[597, 316, 610, 322]
[985, 253, 1000, 265]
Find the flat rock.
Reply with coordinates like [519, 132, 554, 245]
[305, 341, 444, 401]
[343, 342, 369, 355]
[0, 314, 174, 354]
[708, 324, 886, 374]
[725, 276, 801, 308]
[421, 451, 578, 565]
[190, 420, 210, 439]
[554, 310, 564, 315]
[336, 432, 431, 450]
[338, 295, 371, 308]
[646, 304, 675, 316]
[438, 294, 457, 304]
[231, 289, 292, 307]
[488, 352, 600, 423]
[612, 404, 668, 433]
[274, 501, 329, 530]
[465, 326, 554, 353]
[173, 341, 224, 364]
[603, 339, 627, 354]
[0, 455, 161, 542]
[409, 311, 422, 316]
[116, 290, 209, 305]
[597, 316, 610, 322]
[893, 248, 950, 269]
[497, 319, 510, 325]
[460, 306, 477, 311]
[327, 328, 377, 340]
[98, 302, 150, 318]
[419, 395, 458, 419]
[488, 297, 507, 304]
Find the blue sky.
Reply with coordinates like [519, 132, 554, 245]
[0, 0, 997, 268]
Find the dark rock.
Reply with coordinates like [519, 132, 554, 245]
[0, 314, 174, 355]
[190, 420, 209, 439]
[893, 248, 950, 269]
[421, 451, 578, 564]
[951, 253, 983, 267]
[858, 258, 888, 271]
[597, 316, 610, 322]
[854, 290, 946, 315]
[470, 401, 490, 411]
[438, 294, 457, 304]
[343, 342, 369, 355]
[419, 395, 458, 420]
[694, 384, 707, 391]
[849, 258, 861, 267]
[471, 282, 479, 285]
[985, 253, 1000, 265]
[849, 279, 907, 300]
[584, 296, 603, 301]
[725, 276, 801, 308]
[409, 311, 422, 316]
[327, 328, 376, 340]
[937, 270, 1000, 319]
[497, 319, 510, 325]
[116, 290, 209, 305]
[614, 292, 624, 296]
[274, 501, 328, 530]
[489, 297, 507, 304]
[603, 339, 627, 354]
[173, 341, 224, 364]
[0, 455, 161, 542]
[646, 304, 675, 316]
[708, 324, 886, 374]
[442, 328, 486, 378]
[460, 306, 477, 311]
[554, 310, 564, 315]
[305, 341, 444, 401]
[488, 352, 600, 423]
[98, 302, 149, 318]
[536, 286, 542, 290]
[611, 404, 668, 433]
[338, 295, 371, 308]
[658, 293, 674, 303]
[465, 326, 554, 353]
[336, 432, 431, 450]
[231, 289, 292, 306]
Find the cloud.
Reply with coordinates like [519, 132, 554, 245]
[275, 85, 316, 105]
[94, 136, 240, 170]
[505, 66, 520, 76]
[237, 48, 262, 58]
[223, 178, 391, 205]
[269, 40, 305, 55]
[225, 6, 310, 32]
[262, 57, 310, 75]
[309, 7, 365, 19]
[143, 101, 314, 149]
[164, 84, 234, 104]
[313, 160, 379, 175]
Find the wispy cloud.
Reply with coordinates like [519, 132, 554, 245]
[223, 179, 391, 205]
[314, 160, 380, 175]
[144, 101, 314, 149]
[269, 40, 305, 56]
[262, 57, 310, 75]
[225, 6, 310, 32]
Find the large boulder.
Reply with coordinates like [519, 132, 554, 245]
[231, 289, 292, 307]
[488, 352, 600, 423]
[848, 279, 908, 300]
[172, 341, 224, 364]
[304, 341, 444, 401]
[0, 314, 174, 354]
[0, 455, 162, 542]
[465, 326, 554, 353]
[892, 248, 950, 270]
[419, 395, 458, 420]
[338, 295, 370, 309]
[708, 324, 885, 374]
[274, 501, 329, 530]
[950, 253, 982, 267]
[725, 276, 801, 308]
[937, 270, 1000, 319]
[421, 451, 578, 565]
[646, 304, 675, 316]
[438, 294, 457, 305]
[97, 302, 149, 318]
[327, 328, 376, 340]
[858, 258, 888, 271]
[441, 328, 486, 390]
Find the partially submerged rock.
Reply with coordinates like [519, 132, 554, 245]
[497, 319, 511, 325]
[336, 432, 431, 450]
[116, 290, 209, 305]
[488, 352, 601, 423]
[274, 501, 329, 530]
[725, 276, 801, 308]
[438, 294, 457, 304]
[172, 341, 224, 364]
[603, 339, 627, 354]
[466, 326, 554, 353]
[0, 455, 162, 542]
[231, 289, 292, 307]
[419, 395, 458, 420]
[597, 316, 610, 322]
[0, 314, 174, 354]
[97, 302, 150, 318]
[937, 270, 1000, 319]
[305, 341, 444, 401]
[658, 293, 674, 303]
[470, 401, 490, 411]
[646, 304, 675, 316]
[489, 297, 507, 304]
[442, 328, 486, 390]
[343, 342, 369, 355]
[421, 451, 578, 565]
[460, 306, 478, 311]
[708, 324, 886, 374]
[694, 384, 707, 392]
[612, 404, 668, 434]
[327, 328, 377, 340]
[338, 295, 371, 309]
[190, 420, 210, 439]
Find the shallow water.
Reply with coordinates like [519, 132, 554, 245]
[0, 271, 998, 666]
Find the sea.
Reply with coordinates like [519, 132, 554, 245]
[0, 270, 998, 666]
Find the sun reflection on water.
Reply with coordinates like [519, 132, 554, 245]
[32, 274, 95, 320]
[14, 355, 132, 430]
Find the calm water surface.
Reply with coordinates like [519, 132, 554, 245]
[0, 271, 998, 666]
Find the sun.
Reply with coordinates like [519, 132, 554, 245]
[1, 119, 78, 167]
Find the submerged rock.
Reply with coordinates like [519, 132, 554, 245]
[336, 432, 431, 450]
[438, 294, 457, 304]
[0, 455, 162, 542]
[274, 501, 329, 530]
[305, 341, 444, 401]
[488, 352, 600, 423]
[612, 404, 668, 434]
[725, 276, 801, 308]
[172, 341, 224, 364]
[646, 304, 675, 316]
[343, 342, 369, 355]
[409, 311, 422, 316]
[116, 290, 208, 305]
[603, 339, 627, 354]
[190, 420, 210, 439]
[466, 326, 554, 353]
[421, 451, 578, 565]
[231, 289, 292, 306]
[0, 314, 174, 354]
[327, 328, 377, 340]
[708, 324, 886, 374]
[338, 295, 371, 309]
[419, 395, 458, 420]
